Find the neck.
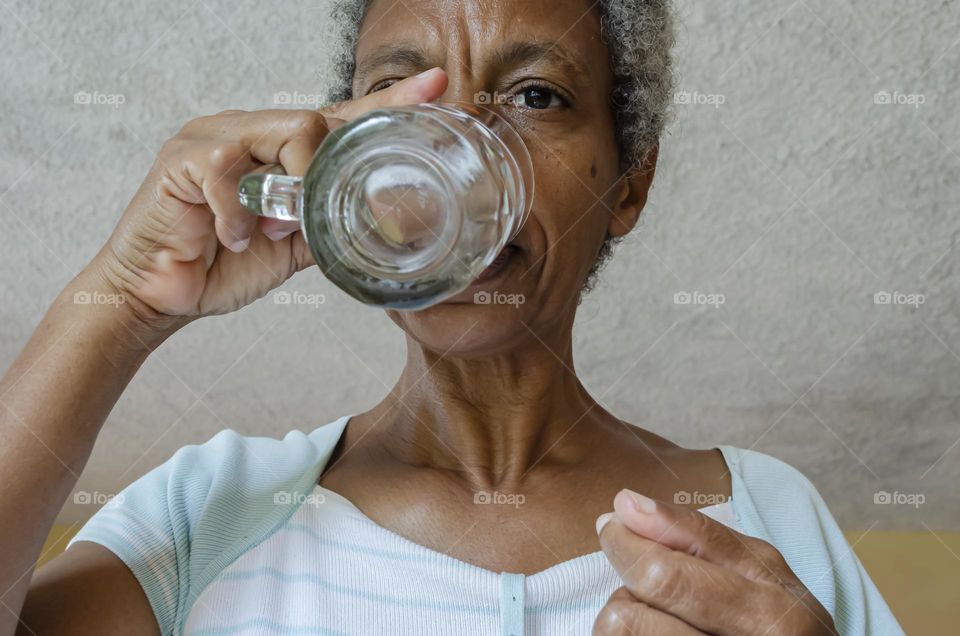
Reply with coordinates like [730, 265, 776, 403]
[368, 328, 606, 491]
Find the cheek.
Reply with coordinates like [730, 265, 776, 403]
[532, 150, 615, 253]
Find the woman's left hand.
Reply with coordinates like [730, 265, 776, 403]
[593, 490, 838, 635]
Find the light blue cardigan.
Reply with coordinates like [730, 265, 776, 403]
[70, 415, 903, 635]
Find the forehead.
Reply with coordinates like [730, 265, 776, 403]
[356, 0, 606, 72]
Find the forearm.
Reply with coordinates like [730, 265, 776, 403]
[0, 267, 177, 633]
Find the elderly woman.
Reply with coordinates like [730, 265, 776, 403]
[2, 0, 901, 635]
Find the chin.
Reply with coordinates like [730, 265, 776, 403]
[386, 242, 549, 356]
[388, 299, 533, 359]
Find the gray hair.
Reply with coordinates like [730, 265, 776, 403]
[319, 0, 676, 293]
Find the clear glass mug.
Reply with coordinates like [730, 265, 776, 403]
[237, 104, 534, 310]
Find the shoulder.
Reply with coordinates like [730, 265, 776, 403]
[116, 421, 348, 528]
[719, 445, 819, 499]
[717, 446, 904, 635]
[69, 416, 350, 634]
[103, 416, 350, 544]
[157, 420, 348, 502]
[717, 445, 842, 550]
[717, 445, 837, 557]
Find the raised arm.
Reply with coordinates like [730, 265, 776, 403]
[2, 70, 448, 636]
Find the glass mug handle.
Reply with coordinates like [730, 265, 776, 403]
[237, 162, 451, 251]
[237, 165, 302, 222]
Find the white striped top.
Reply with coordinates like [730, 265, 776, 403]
[182, 485, 739, 635]
[69, 415, 903, 635]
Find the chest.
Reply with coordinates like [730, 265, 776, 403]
[182, 486, 742, 636]
[182, 487, 624, 636]
[318, 466, 729, 575]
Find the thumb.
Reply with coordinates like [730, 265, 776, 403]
[326, 67, 448, 121]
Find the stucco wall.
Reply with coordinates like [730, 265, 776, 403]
[1, 0, 957, 530]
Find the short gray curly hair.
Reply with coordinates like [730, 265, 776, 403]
[319, 0, 676, 292]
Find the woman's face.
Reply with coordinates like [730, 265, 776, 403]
[355, 0, 654, 356]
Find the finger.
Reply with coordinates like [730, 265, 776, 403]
[171, 111, 333, 251]
[611, 489, 790, 584]
[330, 67, 448, 120]
[238, 222, 315, 278]
[593, 588, 705, 635]
[598, 516, 775, 635]
[168, 139, 260, 252]
[289, 229, 315, 271]
[259, 217, 301, 241]
[250, 110, 329, 175]
[181, 109, 331, 174]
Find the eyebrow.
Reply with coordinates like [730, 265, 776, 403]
[354, 40, 589, 88]
[491, 41, 588, 78]
[354, 43, 432, 86]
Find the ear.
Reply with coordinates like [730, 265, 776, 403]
[607, 144, 659, 238]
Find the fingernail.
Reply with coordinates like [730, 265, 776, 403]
[596, 512, 614, 535]
[227, 236, 250, 253]
[414, 67, 443, 83]
[623, 489, 657, 514]
[265, 228, 296, 241]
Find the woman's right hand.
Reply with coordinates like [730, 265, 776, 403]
[89, 68, 447, 333]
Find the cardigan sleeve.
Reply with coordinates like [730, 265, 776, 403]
[67, 420, 348, 635]
[719, 446, 904, 636]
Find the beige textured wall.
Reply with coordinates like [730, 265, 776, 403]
[1, 0, 958, 543]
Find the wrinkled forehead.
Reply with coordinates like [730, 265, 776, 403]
[355, 0, 607, 83]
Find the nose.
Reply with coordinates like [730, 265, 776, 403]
[436, 66, 483, 110]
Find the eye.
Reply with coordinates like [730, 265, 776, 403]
[516, 84, 568, 110]
[368, 78, 400, 94]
